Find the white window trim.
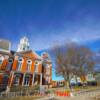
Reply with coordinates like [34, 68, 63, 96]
[0, 56, 4, 65]
[34, 61, 39, 73]
[18, 57, 24, 62]
[17, 57, 24, 71]
[8, 58, 13, 62]
[7, 58, 13, 71]
[27, 60, 32, 72]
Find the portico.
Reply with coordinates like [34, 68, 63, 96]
[22, 72, 42, 86]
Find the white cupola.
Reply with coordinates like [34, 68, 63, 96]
[17, 36, 30, 52]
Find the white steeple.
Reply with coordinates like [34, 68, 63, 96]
[17, 36, 30, 52]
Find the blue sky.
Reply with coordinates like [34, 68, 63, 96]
[0, 0, 100, 80]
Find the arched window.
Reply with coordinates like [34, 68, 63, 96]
[6, 58, 13, 71]
[0, 56, 4, 65]
[34, 60, 39, 72]
[17, 57, 24, 71]
[26, 60, 32, 72]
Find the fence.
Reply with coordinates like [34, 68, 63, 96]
[0, 90, 100, 98]
[0, 87, 100, 99]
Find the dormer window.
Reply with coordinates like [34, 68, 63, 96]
[34, 61, 39, 73]
[7, 58, 13, 71]
[17, 57, 24, 71]
[26, 60, 32, 72]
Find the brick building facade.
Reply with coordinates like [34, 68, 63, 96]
[0, 37, 52, 92]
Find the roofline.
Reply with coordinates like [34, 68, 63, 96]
[16, 50, 32, 54]
[0, 50, 11, 55]
[15, 50, 42, 60]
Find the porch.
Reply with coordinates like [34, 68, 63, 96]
[11, 72, 43, 87]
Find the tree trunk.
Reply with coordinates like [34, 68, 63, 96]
[64, 75, 70, 89]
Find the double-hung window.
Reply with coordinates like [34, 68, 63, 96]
[14, 76, 20, 86]
[26, 60, 32, 72]
[24, 75, 30, 86]
[17, 57, 23, 71]
[7, 58, 13, 71]
[34, 61, 39, 73]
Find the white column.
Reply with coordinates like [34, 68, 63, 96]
[40, 73, 42, 85]
[32, 73, 35, 86]
[22, 73, 25, 86]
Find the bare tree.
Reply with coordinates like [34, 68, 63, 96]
[53, 43, 97, 88]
